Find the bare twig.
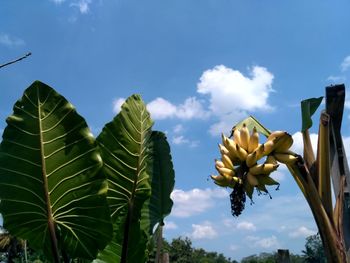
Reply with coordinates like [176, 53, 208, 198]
[0, 52, 32, 69]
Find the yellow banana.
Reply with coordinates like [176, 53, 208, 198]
[224, 137, 238, 159]
[267, 130, 287, 141]
[222, 154, 234, 170]
[247, 172, 258, 186]
[233, 128, 242, 146]
[211, 175, 230, 187]
[218, 144, 229, 155]
[235, 143, 248, 162]
[255, 144, 265, 160]
[216, 166, 235, 178]
[215, 159, 225, 169]
[262, 138, 277, 156]
[265, 155, 278, 165]
[274, 133, 293, 153]
[249, 163, 278, 175]
[248, 127, 259, 153]
[246, 151, 258, 168]
[274, 153, 298, 164]
[240, 123, 250, 151]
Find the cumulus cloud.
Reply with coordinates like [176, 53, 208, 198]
[171, 188, 228, 217]
[197, 65, 274, 136]
[245, 235, 280, 249]
[70, 0, 91, 14]
[173, 124, 184, 134]
[341, 56, 350, 72]
[191, 221, 218, 240]
[289, 226, 316, 238]
[164, 221, 178, 230]
[147, 97, 209, 120]
[112, 97, 126, 114]
[291, 131, 318, 156]
[0, 33, 25, 47]
[327, 75, 346, 83]
[237, 221, 257, 231]
[172, 135, 199, 148]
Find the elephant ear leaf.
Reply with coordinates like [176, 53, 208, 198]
[0, 81, 112, 261]
[96, 94, 153, 263]
[141, 131, 175, 236]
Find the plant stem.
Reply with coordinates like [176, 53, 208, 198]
[0, 52, 31, 69]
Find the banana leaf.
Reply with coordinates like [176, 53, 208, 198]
[301, 97, 323, 132]
[233, 115, 270, 137]
[0, 81, 112, 262]
[96, 94, 153, 263]
[140, 131, 175, 236]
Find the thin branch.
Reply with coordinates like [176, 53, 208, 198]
[0, 52, 32, 69]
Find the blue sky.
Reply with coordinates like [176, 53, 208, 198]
[2, 0, 350, 261]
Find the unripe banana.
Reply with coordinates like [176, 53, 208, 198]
[235, 143, 248, 162]
[233, 128, 242, 146]
[246, 151, 258, 168]
[240, 123, 250, 151]
[222, 154, 234, 170]
[247, 172, 258, 186]
[274, 153, 298, 164]
[248, 127, 259, 153]
[249, 163, 279, 175]
[232, 176, 243, 185]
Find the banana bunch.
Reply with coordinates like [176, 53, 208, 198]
[211, 124, 297, 198]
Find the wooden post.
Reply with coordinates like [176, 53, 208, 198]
[326, 85, 350, 257]
[277, 249, 290, 263]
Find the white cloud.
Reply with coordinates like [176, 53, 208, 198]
[172, 135, 199, 148]
[164, 221, 178, 230]
[173, 124, 184, 134]
[327, 75, 346, 83]
[146, 98, 177, 120]
[229, 245, 239, 251]
[0, 34, 25, 47]
[341, 56, 350, 72]
[208, 111, 246, 136]
[237, 221, 256, 231]
[191, 221, 218, 240]
[291, 131, 318, 156]
[289, 226, 316, 238]
[245, 235, 280, 249]
[146, 97, 209, 120]
[112, 97, 126, 114]
[70, 0, 91, 14]
[51, 0, 66, 4]
[171, 188, 228, 217]
[197, 65, 274, 114]
[197, 65, 274, 136]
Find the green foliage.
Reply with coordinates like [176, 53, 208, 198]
[302, 234, 326, 263]
[301, 96, 323, 131]
[0, 81, 112, 261]
[0, 82, 175, 262]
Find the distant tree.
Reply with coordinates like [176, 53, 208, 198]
[302, 234, 326, 263]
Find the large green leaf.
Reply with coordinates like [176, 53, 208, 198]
[0, 81, 112, 261]
[140, 131, 175, 236]
[96, 94, 153, 262]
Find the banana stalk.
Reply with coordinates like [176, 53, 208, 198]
[316, 111, 333, 220]
[287, 160, 347, 262]
[302, 129, 316, 176]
